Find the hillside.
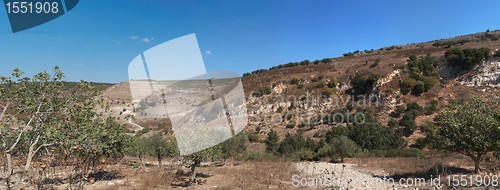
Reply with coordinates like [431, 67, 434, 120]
[102, 30, 500, 145]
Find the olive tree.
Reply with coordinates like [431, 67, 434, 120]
[185, 146, 222, 185]
[320, 136, 358, 163]
[144, 134, 178, 166]
[431, 97, 500, 173]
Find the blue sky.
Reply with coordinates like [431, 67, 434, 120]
[1, 0, 500, 83]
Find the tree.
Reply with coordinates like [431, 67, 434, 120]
[185, 146, 222, 185]
[321, 136, 358, 162]
[145, 134, 178, 166]
[265, 130, 279, 154]
[219, 132, 248, 164]
[124, 136, 148, 161]
[0, 67, 127, 187]
[430, 97, 500, 173]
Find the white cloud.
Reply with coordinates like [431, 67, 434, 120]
[131, 36, 154, 43]
[205, 50, 213, 55]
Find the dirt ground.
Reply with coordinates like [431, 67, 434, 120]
[5, 152, 498, 189]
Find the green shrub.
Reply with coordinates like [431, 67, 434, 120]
[348, 121, 406, 151]
[247, 131, 260, 143]
[241, 152, 276, 161]
[277, 133, 317, 156]
[252, 86, 272, 97]
[412, 82, 426, 96]
[445, 47, 490, 71]
[265, 130, 279, 154]
[290, 78, 301, 85]
[291, 148, 315, 161]
[367, 148, 423, 157]
[351, 74, 380, 95]
[321, 89, 335, 98]
[286, 121, 296, 129]
[400, 77, 418, 95]
[327, 79, 338, 88]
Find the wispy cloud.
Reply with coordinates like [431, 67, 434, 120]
[205, 50, 213, 55]
[130, 35, 154, 43]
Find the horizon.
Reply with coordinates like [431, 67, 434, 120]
[1, 0, 500, 83]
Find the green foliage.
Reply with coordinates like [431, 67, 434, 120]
[432, 39, 470, 48]
[388, 119, 399, 128]
[277, 133, 317, 156]
[265, 130, 279, 154]
[286, 120, 296, 129]
[327, 79, 338, 88]
[0, 67, 128, 178]
[290, 78, 301, 85]
[429, 97, 500, 173]
[348, 121, 406, 151]
[351, 74, 380, 95]
[321, 136, 358, 162]
[143, 134, 178, 165]
[321, 89, 335, 98]
[252, 86, 272, 97]
[367, 148, 424, 157]
[398, 112, 417, 137]
[219, 132, 248, 160]
[401, 55, 440, 96]
[291, 148, 315, 161]
[240, 152, 276, 161]
[445, 47, 490, 71]
[246, 131, 260, 143]
[424, 100, 439, 115]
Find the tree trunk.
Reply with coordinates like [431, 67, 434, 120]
[157, 152, 162, 166]
[24, 136, 40, 172]
[1, 153, 13, 179]
[473, 157, 481, 174]
[189, 160, 200, 185]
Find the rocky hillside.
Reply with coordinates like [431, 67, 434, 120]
[102, 30, 500, 145]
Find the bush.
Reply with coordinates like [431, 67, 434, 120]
[277, 133, 317, 156]
[348, 121, 406, 151]
[400, 77, 418, 95]
[402, 55, 440, 96]
[445, 47, 490, 71]
[412, 82, 426, 96]
[290, 78, 301, 85]
[327, 79, 338, 88]
[367, 148, 424, 157]
[241, 152, 276, 161]
[291, 148, 315, 161]
[351, 74, 380, 95]
[252, 86, 272, 97]
[247, 131, 260, 143]
[286, 120, 296, 129]
[265, 130, 279, 154]
[321, 89, 335, 98]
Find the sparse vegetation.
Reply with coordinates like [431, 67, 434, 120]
[400, 55, 440, 96]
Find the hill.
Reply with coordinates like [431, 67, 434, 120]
[102, 30, 500, 147]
